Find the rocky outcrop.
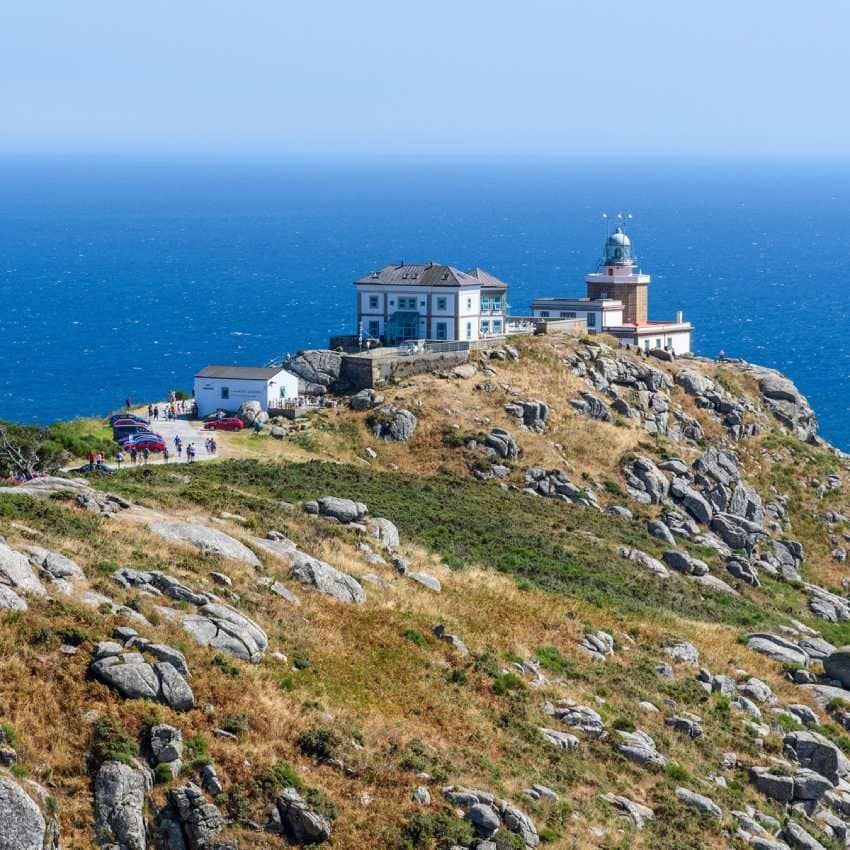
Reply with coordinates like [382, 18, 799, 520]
[284, 350, 343, 395]
[824, 647, 850, 687]
[0, 775, 50, 850]
[149, 522, 260, 566]
[163, 783, 224, 850]
[523, 468, 599, 508]
[0, 540, 47, 604]
[89, 643, 194, 710]
[181, 604, 268, 664]
[273, 787, 332, 845]
[316, 496, 368, 524]
[369, 405, 417, 442]
[600, 793, 655, 829]
[288, 551, 365, 604]
[753, 368, 818, 442]
[485, 428, 519, 461]
[440, 787, 539, 847]
[94, 761, 150, 850]
[505, 399, 549, 432]
[747, 634, 809, 667]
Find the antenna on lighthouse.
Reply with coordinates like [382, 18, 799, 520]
[602, 212, 610, 239]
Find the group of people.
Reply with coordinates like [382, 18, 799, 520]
[115, 446, 157, 466]
[172, 434, 204, 463]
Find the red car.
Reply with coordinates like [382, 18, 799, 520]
[121, 434, 166, 452]
[204, 417, 244, 432]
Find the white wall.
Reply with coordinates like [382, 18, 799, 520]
[194, 369, 299, 417]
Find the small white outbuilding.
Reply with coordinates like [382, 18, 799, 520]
[193, 365, 300, 418]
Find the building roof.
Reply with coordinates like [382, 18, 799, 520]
[355, 263, 508, 290]
[195, 365, 284, 381]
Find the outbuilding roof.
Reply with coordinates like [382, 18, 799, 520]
[355, 263, 508, 290]
[195, 365, 283, 380]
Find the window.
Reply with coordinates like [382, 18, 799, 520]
[435, 321, 448, 340]
[220, 387, 230, 400]
[368, 320, 380, 338]
[587, 313, 597, 327]
[559, 311, 576, 318]
[480, 320, 490, 335]
[368, 295, 379, 310]
[644, 339, 651, 351]
[466, 321, 472, 339]
[540, 310, 550, 318]
[398, 296, 417, 310]
[492, 320, 502, 334]
[655, 338, 662, 348]
[436, 296, 447, 311]
[466, 297, 472, 309]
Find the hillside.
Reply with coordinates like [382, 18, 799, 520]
[3, 334, 850, 850]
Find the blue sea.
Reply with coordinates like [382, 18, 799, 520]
[1, 158, 849, 447]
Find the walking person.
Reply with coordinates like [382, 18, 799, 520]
[187, 443, 195, 463]
[142, 447, 150, 465]
[162, 446, 169, 463]
[174, 434, 182, 456]
[153, 406, 159, 421]
[87, 449, 96, 467]
[147, 403, 153, 417]
[130, 446, 138, 465]
[116, 448, 124, 468]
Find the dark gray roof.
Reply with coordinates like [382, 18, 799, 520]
[355, 263, 508, 290]
[195, 365, 282, 380]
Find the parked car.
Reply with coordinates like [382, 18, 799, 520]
[113, 425, 154, 441]
[120, 434, 166, 452]
[109, 414, 148, 426]
[203, 410, 233, 422]
[203, 417, 244, 432]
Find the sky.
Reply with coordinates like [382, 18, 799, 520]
[1, 1, 846, 158]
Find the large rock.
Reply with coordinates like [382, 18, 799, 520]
[785, 730, 850, 784]
[288, 551, 365, 604]
[624, 456, 669, 504]
[823, 647, 850, 688]
[0, 776, 48, 850]
[485, 428, 519, 461]
[90, 646, 195, 711]
[756, 370, 818, 442]
[25, 545, 85, 581]
[600, 793, 655, 830]
[0, 540, 46, 598]
[275, 787, 332, 845]
[616, 729, 667, 768]
[675, 368, 715, 397]
[366, 517, 399, 549]
[93, 761, 149, 850]
[317, 497, 368, 524]
[284, 350, 343, 393]
[370, 405, 417, 442]
[747, 634, 808, 667]
[782, 819, 828, 850]
[181, 604, 268, 663]
[149, 522, 260, 567]
[711, 513, 765, 553]
[167, 783, 224, 850]
[674, 787, 722, 818]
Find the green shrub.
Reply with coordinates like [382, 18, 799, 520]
[534, 645, 578, 678]
[297, 727, 341, 762]
[402, 628, 430, 649]
[303, 787, 337, 821]
[293, 652, 311, 671]
[154, 763, 174, 784]
[493, 672, 526, 696]
[611, 717, 635, 733]
[184, 734, 210, 767]
[0, 723, 18, 748]
[445, 667, 467, 685]
[9, 764, 28, 779]
[91, 717, 139, 766]
[211, 654, 241, 678]
[395, 810, 475, 849]
[258, 760, 302, 794]
[220, 715, 249, 738]
[493, 832, 526, 850]
[664, 762, 690, 782]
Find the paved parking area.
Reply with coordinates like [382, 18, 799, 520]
[123, 404, 215, 466]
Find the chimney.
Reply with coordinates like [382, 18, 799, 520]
[676, 310, 683, 323]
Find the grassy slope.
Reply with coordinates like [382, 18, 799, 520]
[1, 336, 850, 850]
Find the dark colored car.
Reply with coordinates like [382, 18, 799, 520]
[121, 434, 166, 452]
[113, 425, 154, 441]
[203, 417, 244, 431]
[109, 414, 148, 426]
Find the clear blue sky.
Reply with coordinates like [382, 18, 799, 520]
[2, 1, 845, 158]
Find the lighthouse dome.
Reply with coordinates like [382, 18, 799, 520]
[604, 226, 633, 264]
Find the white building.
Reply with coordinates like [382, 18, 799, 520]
[193, 365, 300, 417]
[354, 263, 509, 344]
[531, 226, 693, 355]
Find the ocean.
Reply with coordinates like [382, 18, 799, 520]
[1, 158, 849, 447]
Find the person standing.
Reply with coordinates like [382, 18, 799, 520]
[130, 446, 138, 465]
[116, 449, 124, 468]
[162, 446, 169, 463]
[142, 447, 150, 464]
[187, 443, 195, 463]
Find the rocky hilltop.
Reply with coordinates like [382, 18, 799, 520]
[3, 334, 850, 850]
